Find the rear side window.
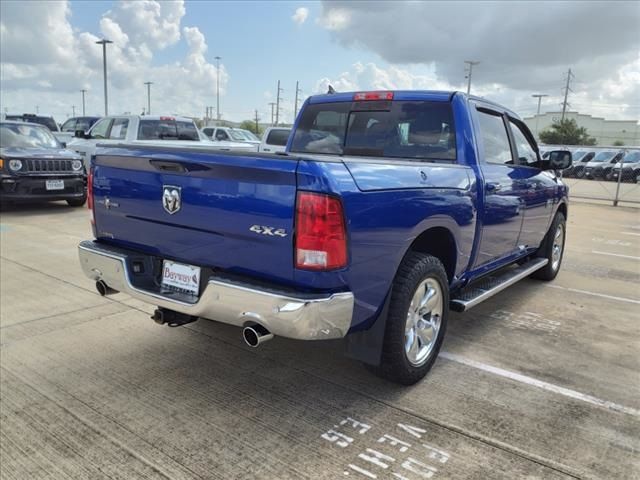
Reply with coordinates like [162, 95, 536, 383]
[138, 120, 199, 141]
[215, 129, 229, 141]
[476, 110, 513, 165]
[108, 118, 129, 139]
[290, 101, 455, 161]
[266, 129, 290, 146]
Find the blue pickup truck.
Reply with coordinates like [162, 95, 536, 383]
[78, 90, 571, 384]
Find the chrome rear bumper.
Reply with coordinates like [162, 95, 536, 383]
[78, 240, 354, 340]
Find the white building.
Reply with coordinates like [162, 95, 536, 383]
[523, 111, 640, 147]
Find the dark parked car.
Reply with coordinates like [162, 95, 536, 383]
[5, 113, 59, 132]
[563, 149, 595, 177]
[583, 150, 624, 179]
[0, 121, 86, 206]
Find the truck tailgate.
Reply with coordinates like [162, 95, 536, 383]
[92, 146, 298, 283]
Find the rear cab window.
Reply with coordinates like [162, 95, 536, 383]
[290, 100, 455, 161]
[266, 129, 291, 146]
[138, 118, 199, 141]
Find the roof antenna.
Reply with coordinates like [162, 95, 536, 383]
[327, 85, 336, 94]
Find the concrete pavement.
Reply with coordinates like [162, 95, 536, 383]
[1, 201, 638, 479]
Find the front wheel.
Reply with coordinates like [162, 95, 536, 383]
[371, 253, 449, 385]
[531, 212, 566, 281]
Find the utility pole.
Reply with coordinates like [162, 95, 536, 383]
[531, 94, 549, 137]
[215, 56, 222, 121]
[294, 81, 303, 121]
[72, 105, 76, 117]
[464, 60, 480, 95]
[560, 68, 574, 121]
[144, 82, 153, 115]
[275, 80, 283, 126]
[268, 102, 276, 125]
[254, 109, 260, 133]
[95, 39, 113, 115]
[80, 89, 87, 116]
[35, 105, 39, 114]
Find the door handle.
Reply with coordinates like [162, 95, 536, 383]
[486, 182, 502, 192]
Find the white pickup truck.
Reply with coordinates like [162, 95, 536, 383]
[69, 115, 256, 166]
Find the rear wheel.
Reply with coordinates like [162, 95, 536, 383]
[531, 212, 565, 281]
[371, 252, 448, 385]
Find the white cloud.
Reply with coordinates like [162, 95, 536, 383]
[314, 61, 640, 121]
[314, 62, 453, 94]
[292, 7, 309, 25]
[317, 7, 350, 30]
[0, 0, 227, 119]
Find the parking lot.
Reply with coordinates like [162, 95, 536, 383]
[1, 201, 638, 479]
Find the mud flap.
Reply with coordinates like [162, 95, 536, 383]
[343, 292, 391, 366]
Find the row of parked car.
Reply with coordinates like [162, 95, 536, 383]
[0, 112, 293, 206]
[540, 146, 640, 183]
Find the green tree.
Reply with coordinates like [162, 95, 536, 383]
[239, 119, 262, 135]
[613, 140, 625, 146]
[539, 118, 597, 145]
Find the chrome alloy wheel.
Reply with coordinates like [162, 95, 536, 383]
[404, 278, 443, 367]
[552, 223, 565, 271]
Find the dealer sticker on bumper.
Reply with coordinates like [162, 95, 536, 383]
[161, 260, 201, 295]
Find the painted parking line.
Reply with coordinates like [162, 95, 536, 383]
[621, 231, 640, 236]
[546, 284, 640, 305]
[591, 250, 640, 260]
[440, 352, 640, 418]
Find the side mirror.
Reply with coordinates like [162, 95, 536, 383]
[544, 150, 572, 171]
[74, 129, 88, 139]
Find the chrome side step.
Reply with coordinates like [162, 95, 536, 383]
[450, 258, 548, 312]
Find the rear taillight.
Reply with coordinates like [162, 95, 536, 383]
[295, 192, 347, 270]
[87, 169, 94, 225]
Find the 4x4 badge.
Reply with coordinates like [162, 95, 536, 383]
[162, 185, 181, 214]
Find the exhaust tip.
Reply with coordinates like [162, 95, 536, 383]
[242, 324, 273, 348]
[95, 280, 118, 296]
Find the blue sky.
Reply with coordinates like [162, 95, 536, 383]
[1, 1, 638, 123]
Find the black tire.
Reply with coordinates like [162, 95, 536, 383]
[370, 252, 449, 385]
[67, 196, 87, 207]
[575, 169, 585, 179]
[531, 212, 566, 281]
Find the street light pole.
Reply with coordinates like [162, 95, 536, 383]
[464, 60, 480, 95]
[144, 82, 153, 115]
[214, 56, 221, 121]
[95, 39, 113, 115]
[80, 89, 87, 116]
[531, 94, 549, 137]
[72, 105, 75, 117]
